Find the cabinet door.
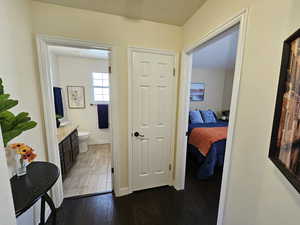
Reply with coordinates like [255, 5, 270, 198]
[71, 130, 79, 161]
[63, 137, 73, 173]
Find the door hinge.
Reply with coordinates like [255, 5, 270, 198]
[173, 68, 176, 76]
[169, 164, 172, 171]
[111, 167, 114, 173]
[108, 66, 112, 73]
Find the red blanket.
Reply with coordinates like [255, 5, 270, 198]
[188, 127, 228, 156]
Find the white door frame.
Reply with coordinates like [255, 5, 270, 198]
[0, 129, 17, 225]
[36, 35, 121, 206]
[127, 47, 178, 194]
[174, 9, 248, 225]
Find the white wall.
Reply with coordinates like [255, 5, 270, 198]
[0, 132, 16, 225]
[190, 68, 226, 114]
[222, 68, 234, 110]
[184, 0, 300, 225]
[190, 68, 234, 114]
[49, 53, 60, 87]
[3, 1, 298, 225]
[31, 1, 182, 188]
[56, 55, 112, 144]
[0, 1, 181, 224]
[190, 25, 237, 114]
[0, 0, 48, 225]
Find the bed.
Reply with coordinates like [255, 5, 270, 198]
[187, 119, 228, 179]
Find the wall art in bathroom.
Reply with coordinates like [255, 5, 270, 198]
[67, 86, 86, 109]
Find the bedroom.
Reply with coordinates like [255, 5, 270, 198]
[186, 24, 239, 222]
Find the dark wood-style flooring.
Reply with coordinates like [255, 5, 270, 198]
[47, 159, 222, 225]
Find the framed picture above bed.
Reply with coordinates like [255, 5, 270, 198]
[67, 86, 86, 109]
[269, 28, 300, 194]
[190, 83, 205, 101]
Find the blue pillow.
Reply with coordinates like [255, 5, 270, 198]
[189, 110, 204, 124]
[201, 110, 217, 123]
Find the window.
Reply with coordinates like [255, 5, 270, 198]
[92, 72, 110, 103]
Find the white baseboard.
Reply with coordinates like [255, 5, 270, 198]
[174, 184, 184, 191]
[173, 179, 184, 191]
[117, 184, 181, 197]
[116, 185, 182, 198]
[117, 187, 132, 197]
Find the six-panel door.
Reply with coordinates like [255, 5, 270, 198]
[131, 51, 174, 191]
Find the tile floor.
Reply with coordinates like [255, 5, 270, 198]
[63, 144, 112, 198]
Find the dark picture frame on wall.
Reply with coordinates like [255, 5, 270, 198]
[269, 28, 300, 194]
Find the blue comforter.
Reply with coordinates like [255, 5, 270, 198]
[187, 121, 228, 179]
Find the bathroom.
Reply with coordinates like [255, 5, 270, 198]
[49, 45, 113, 198]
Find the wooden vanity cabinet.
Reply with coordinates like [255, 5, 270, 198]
[59, 129, 79, 179]
[71, 130, 79, 161]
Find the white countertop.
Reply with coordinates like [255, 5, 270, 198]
[57, 124, 79, 143]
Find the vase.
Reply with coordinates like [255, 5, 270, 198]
[15, 154, 27, 177]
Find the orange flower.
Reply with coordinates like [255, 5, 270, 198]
[8, 143, 37, 162]
[8, 143, 25, 150]
[28, 153, 37, 162]
[22, 152, 37, 162]
[17, 145, 33, 155]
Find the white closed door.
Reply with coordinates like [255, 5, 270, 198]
[131, 50, 175, 191]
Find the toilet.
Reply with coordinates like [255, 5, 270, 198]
[78, 131, 90, 153]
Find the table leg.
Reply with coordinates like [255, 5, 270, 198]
[39, 193, 57, 225]
[40, 197, 46, 224]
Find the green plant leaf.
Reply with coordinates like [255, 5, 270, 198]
[0, 99, 18, 113]
[0, 111, 15, 131]
[15, 121, 37, 131]
[0, 94, 10, 102]
[0, 111, 14, 119]
[2, 129, 22, 147]
[56, 114, 63, 119]
[13, 112, 30, 126]
[0, 78, 4, 95]
[0, 94, 18, 115]
[0, 79, 37, 146]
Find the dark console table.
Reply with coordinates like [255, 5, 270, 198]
[10, 161, 60, 224]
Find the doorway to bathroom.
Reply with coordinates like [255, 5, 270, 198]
[48, 45, 113, 198]
[49, 45, 112, 198]
[36, 36, 119, 203]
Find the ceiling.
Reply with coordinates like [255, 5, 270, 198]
[33, 0, 207, 26]
[192, 25, 239, 70]
[49, 45, 109, 59]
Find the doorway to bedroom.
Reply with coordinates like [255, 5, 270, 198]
[48, 45, 113, 198]
[184, 24, 240, 224]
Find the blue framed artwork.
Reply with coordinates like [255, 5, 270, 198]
[190, 83, 205, 101]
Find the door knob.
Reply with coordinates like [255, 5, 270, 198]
[134, 132, 144, 137]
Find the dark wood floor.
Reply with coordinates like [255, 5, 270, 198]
[47, 160, 222, 225]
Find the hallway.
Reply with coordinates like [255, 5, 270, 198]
[47, 162, 222, 225]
